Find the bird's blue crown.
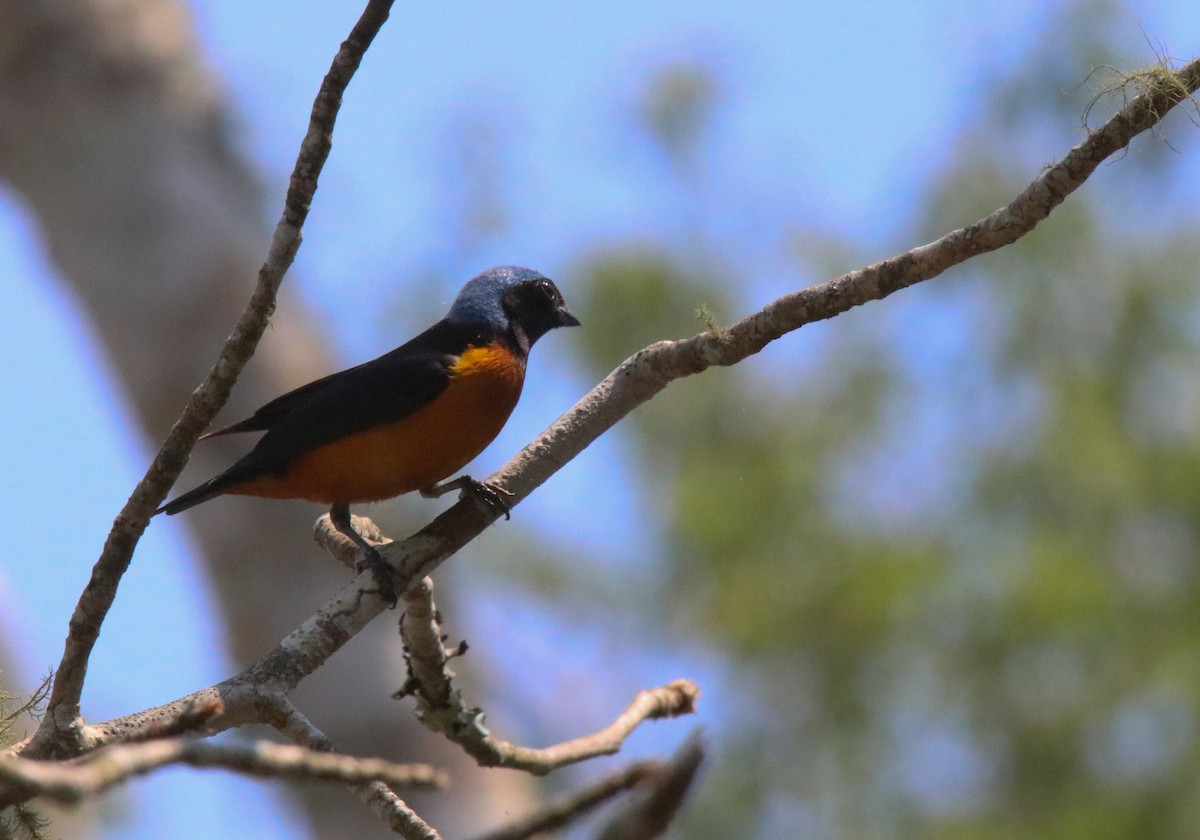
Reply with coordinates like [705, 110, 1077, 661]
[447, 266, 548, 327]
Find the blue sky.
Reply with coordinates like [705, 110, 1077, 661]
[2, 1, 1198, 837]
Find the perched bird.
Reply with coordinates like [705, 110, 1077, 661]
[156, 266, 579, 595]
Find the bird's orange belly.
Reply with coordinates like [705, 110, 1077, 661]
[229, 346, 524, 504]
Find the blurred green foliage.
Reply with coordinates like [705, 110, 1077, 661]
[537, 3, 1200, 838]
[429, 0, 1200, 836]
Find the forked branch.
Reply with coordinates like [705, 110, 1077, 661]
[396, 578, 700, 774]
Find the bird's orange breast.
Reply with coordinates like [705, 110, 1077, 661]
[228, 343, 526, 504]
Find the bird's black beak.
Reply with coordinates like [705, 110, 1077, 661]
[557, 306, 581, 328]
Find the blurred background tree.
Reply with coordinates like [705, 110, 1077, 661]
[463, 2, 1200, 838]
[3, 0, 1200, 838]
[559, 11, 1200, 840]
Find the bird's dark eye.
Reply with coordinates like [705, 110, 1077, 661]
[534, 279, 564, 308]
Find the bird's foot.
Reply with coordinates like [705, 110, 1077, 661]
[420, 475, 513, 520]
[330, 502, 399, 606]
[356, 546, 399, 607]
[462, 478, 514, 520]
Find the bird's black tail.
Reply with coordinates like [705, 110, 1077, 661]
[155, 477, 230, 516]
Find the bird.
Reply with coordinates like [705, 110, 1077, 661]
[156, 266, 579, 598]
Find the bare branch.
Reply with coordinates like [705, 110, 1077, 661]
[355, 782, 445, 840]
[0, 737, 445, 805]
[596, 732, 705, 840]
[397, 578, 700, 775]
[470, 761, 665, 840]
[23, 575, 398, 767]
[273, 699, 336, 752]
[477, 681, 699, 776]
[275, 699, 443, 840]
[33, 0, 397, 758]
[368, 57, 1200, 599]
[396, 578, 459, 707]
[117, 698, 225, 744]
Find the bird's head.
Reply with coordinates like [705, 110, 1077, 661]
[448, 266, 580, 349]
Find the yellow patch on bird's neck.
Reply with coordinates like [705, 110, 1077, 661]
[451, 342, 525, 383]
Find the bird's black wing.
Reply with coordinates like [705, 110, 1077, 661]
[157, 318, 492, 514]
[200, 367, 362, 438]
[202, 317, 487, 437]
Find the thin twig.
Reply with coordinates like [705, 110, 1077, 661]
[32, 0, 397, 758]
[397, 577, 458, 707]
[273, 698, 444, 840]
[398, 577, 699, 775]
[357, 782, 445, 840]
[596, 732, 705, 840]
[470, 761, 664, 840]
[466, 681, 699, 775]
[0, 737, 445, 805]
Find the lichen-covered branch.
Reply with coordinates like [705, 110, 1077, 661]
[466, 681, 699, 775]
[397, 578, 699, 775]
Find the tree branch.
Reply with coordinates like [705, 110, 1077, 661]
[397, 577, 699, 774]
[370, 57, 1200, 597]
[354, 781, 445, 840]
[273, 699, 444, 840]
[596, 732, 705, 840]
[32, 0, 397, 758]
[470, 680, 699, 775]
[469, 761, 665, 840]
[0, 737, 445, 805]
